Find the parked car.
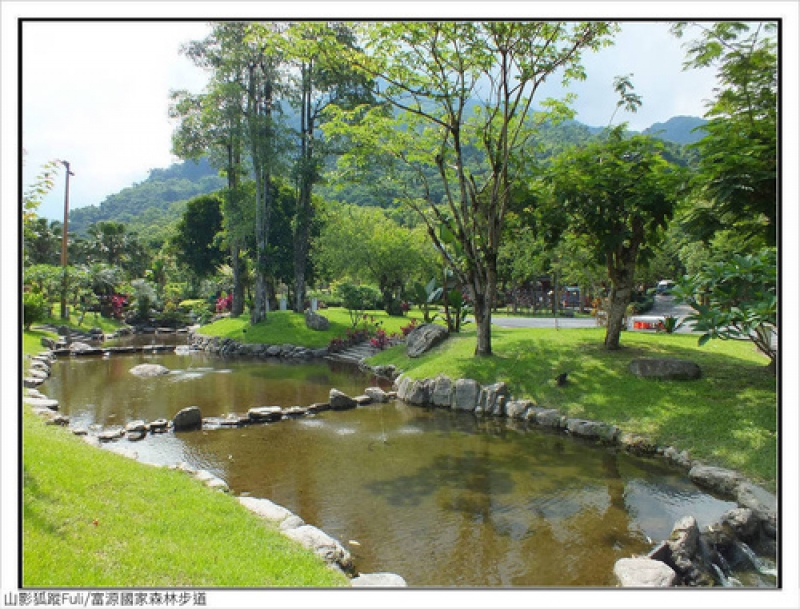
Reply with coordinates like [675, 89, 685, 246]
[562, 287, 581, 308]
[656, 280, 675, 295]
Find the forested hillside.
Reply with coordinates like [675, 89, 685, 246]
[67, 157, 224, 237]
[65, 116, 704, 236]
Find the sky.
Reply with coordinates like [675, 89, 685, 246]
[14, 18, 726, 221]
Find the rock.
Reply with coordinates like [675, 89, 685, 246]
[734, 481, 777, 530]
[172, 406, 203, 431]
[505, 399, 533, 420]
[452, 378, 481, 412]
[304, 309, 330, 331]
[613, 557, 677, 587]
[406, 323, 448, 358]
[628, 358, 701, 380]
[666, 515, 716, 586]
[238, 496, 295, 524]
[23, 397, 59, 411]
[248, 406, 284, 422]
[431, 376, 454, 408]
[394, 375, 413, 401]
[534, 409, 566, 428]
[282, 525, 353, 571]
[663, 446, 692, 469]
[97, 427, 125, 442]
[23, 377, 44, 388]
[618, 432, 657, 454]
[125, 420, 147, 434]
[720, 508, 759, 541]
[351, 573, 408, 587]
[149, 418, 169, 432]
[279, 515, 306, 531]
[130, 363, 171, 377]
[41, 336, 58, 349]
[476, 382, 508, 417]
[69, 341, 97, 353]
[283, 406, 309, 418]
[364, 387, 390, 403]
[329, 389, 358, 411]
[406, 379, 432, 406]
[566, 419, 619, 443]
[688, 465, 744, 497]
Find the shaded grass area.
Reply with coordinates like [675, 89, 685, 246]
[36, 313, 126, 334]
[21, 329, 348, 587]
[201, 307, 424, 348]
[368, 328, 777, 490]
[22, 409, 349, 587]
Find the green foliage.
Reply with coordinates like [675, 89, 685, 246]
[673, 248, 776, 370]
[672, 22, 777, 245]
[23, 292, 49, 330]
[410, 278, 442, 323]
[129, 279, 158, 321]
[334, 281, 382, 327]
[658, 315, 685, 334]
[170, 193, 225, 280]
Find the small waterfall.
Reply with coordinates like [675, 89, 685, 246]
[712, 564, 742, 587]
[735, 541, 778, 578]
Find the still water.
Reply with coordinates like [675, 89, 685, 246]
[44, 349, 739, 587]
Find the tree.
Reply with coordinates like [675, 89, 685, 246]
[172, 22, 253, 316]
[328, 21, 616, 355]
[548, 126, 685, 349]
[672, 22, 777, 246]
[673, 248, 776, 373]
[170, 194, 225, 287]
[314, 203, 436, 313]
[283, 22, 374, 313]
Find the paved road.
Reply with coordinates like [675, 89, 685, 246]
[492, 295, 696, 331]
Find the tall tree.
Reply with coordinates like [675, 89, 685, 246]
[328, 21, 616, 355]
[672, 21, 777, 246]
[548, 126, 685, 349]
[173, 22, 254, 316]
[284, 22, 374, 313]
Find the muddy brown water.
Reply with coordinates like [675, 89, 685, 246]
[43, 348, 740, 587]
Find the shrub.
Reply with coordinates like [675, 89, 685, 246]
[23, 292, 48, 330]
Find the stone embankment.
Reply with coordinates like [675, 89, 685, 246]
[189, 332, 329, 360]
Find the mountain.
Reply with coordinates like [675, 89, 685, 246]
[643, 115, 708, 145]
[67, 116, 706, 236]
[68, 157, 224, 237]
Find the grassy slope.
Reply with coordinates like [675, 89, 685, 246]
[201, 307, 424, 348]
[21, 328, 348, 587]
[368, 327, 777, 490]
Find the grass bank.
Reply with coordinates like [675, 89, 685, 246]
[201, 307, 424, 348]
[368, 327, 778, 490]
[21, 329, 348, 587]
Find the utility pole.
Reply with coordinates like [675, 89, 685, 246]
[60, 160, 74, 320]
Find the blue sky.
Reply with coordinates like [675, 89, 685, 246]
[16, 19, 723, 221]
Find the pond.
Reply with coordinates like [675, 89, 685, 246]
[43, 347, 744, 587]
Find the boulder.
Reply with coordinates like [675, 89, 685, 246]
[613, 557, 677, 587]
[431, 376, 454, 408]
[125, 420, 148, 434]
[720, 508, 759, 541]
[734, 481, 777, 531]
[688, 465, 744, 497]
[406, 323, 448, 358]
[452, 378, 481, 412]
[566, 419, 619, 443]
[304, 309, 330, 331]
[666, 515, 716, 586]
[130, 364, 171, 378]
[329, 389, 358, 411]
[534, 409, 566, 428]
[505, 399, 533, 420]
[69, 341, 97, 353]
[350, 573, 408, 587]
[172, 406, 203, 431]
[476, 382, 508, 417]
[282, 525, 353, 571]
[406, 379, 432, 406]
[364, 387, 390, 403]
[628, 358, 701, 380]
[395, 375, 413, 401]
[97, 427, 125, 442]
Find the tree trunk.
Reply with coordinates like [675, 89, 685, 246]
[604, 254, 637, 350]
[231, 244, 244, 316]
[473, 292, 492, 356]
[293, 181, 312, 313]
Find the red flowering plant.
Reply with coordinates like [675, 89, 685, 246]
[369, 328, 392, 350]
[400, 318, 419, 337]
[215, 294, 233, 314]
[110, 294, 128, 319]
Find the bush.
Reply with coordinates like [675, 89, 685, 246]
[334, 282, 382, 327]
[23, 292, 48, 330]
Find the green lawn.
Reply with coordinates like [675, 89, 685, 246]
[201, 307, 424, 348]
[368, 327, 778, 490]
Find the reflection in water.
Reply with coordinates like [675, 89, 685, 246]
[43, 352, 739, 587]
